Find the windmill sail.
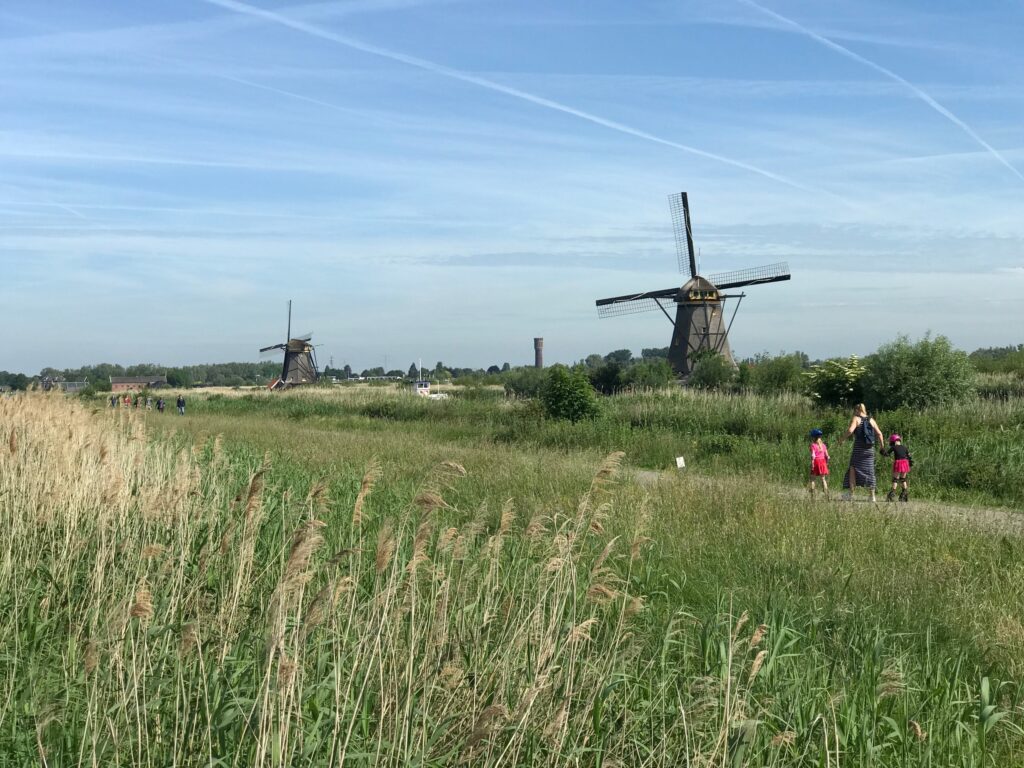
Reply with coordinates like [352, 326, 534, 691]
[708, 262, 791, 290]
[595, 287, 679, 318]
[669, 192, 697, 277]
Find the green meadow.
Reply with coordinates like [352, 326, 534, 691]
[1, 386, 1022, 766]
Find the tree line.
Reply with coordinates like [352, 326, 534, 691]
[1, 338, 1021, 398]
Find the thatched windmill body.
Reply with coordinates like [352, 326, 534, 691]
[595, 192, 791, 376]
[260, 300, 320, 388]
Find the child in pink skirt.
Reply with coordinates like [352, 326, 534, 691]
[881, 434, 913, 502]
[808, 428, 830, 499]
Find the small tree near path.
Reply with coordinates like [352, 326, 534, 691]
[864, 334, 975, 410]
[541, 366, 600, 422]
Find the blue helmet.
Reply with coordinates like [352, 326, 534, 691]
[809, 428, 824, 438]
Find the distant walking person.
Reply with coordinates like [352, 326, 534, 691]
[156, 397, 165, 414]
[146, 396, 153, 410]
[881, 434, 913, 502]
[838, 403, 884, 502]
[176, 394, 185, 416]
[807, 428, 830, 499]
[110, 395, 117, 408]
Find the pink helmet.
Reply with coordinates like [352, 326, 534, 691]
[889, 434, 901, 443]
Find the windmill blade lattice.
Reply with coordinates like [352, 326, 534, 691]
[596, 286, 678, 318]
[708, 262, 791, 290]
[668, 192, 697, 278]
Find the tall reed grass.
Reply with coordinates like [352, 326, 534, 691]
[3, 393, 1022, 765]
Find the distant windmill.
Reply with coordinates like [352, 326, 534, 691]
[595, 192, 791, 376]
[260, 300, 320, 388]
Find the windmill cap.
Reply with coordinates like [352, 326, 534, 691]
[889, 433, 902, 443]
[809, 428, 823, 438]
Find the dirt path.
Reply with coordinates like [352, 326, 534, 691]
[632, 468, 1024, 537]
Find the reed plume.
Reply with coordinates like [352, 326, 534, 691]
[352, 457, 381, 526]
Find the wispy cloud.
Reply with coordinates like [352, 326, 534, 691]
[736, 0, 1024, 185]
[199, 0, 822, 195]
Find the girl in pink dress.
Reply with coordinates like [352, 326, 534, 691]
[881, 434, 913, 502]
[808, 428, 830, 499]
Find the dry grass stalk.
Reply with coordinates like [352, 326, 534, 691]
[544, 557, 565, 574]
[771, 730, 796, 747]
[498, 498, 515, 535]
[436, 460, 467, 483]
[219, 522, 237, 555]
[748, 650, 768, 683]
[131, 583, 154, 622]
[8, 427, 15, 455]
[242, 468, 266, 526]
[83, 642, 99, 675]
[277, 652, 297, 689]
[591, 537, 618, 576]
[466, 704, 508, 749]
[624, 596, 645, 618]
[141, 544, 165, 559]
[592, 451, 624, 488]
[909, 720, 927, 742]
[413, 489, 448, 513]
[732, 610, 750, 643]
[524, 514, 548, 540]
[544, 700, 569, 743]
[282, 519, 326, 592]
[305, 479, 330, 517]
[586, 583, 618, 604]
[406, 519, 434, 575]
[568, 617, 598, 644]
[352, 457, 381, 526]
[877, 666, 905, 699]
[629, 536, 651, 563]
[439, 662, 464, 690]
[750, 624, 768, 650]
[375, 523, 396, 574]
[180, 623, 199, 656]
[437, 526, 459, 551]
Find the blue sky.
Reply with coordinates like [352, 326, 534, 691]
[2, 0, 1022, 373]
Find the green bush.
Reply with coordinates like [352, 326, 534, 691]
[624, 358, 675, 389]
[748, 352, 806, 394]
[863, 334, 975, 410]
[804, 355, 866, 407]
[502, 367, 547, 399]
[588, 361, 624, 395]
[688, 353, 735, 391]
[540, 366, 600, 422]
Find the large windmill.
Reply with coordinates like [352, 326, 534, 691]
[595, 192, 791, 376]
[260, 300, 320, 388]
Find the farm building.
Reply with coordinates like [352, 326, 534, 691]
[110, 375, 168, 392]
[59, 381, 90, 394]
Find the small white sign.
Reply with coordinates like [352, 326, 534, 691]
[675, 456, 686, 470]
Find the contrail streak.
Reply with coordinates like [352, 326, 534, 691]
[737, 0, 1024, 184]
[200, 0, 819, 193]
[0, 182, 89, 220]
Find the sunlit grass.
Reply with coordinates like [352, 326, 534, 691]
[3, 392, 1022, 765]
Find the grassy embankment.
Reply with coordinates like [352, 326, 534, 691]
[188, 385, 1024, 508]
[2, 391, 1023, 765]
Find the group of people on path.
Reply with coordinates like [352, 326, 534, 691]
[807, 403, 913, 503]
[109, 392, 187, 416]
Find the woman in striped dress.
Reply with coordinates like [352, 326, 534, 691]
[838, 403, 884, 502]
